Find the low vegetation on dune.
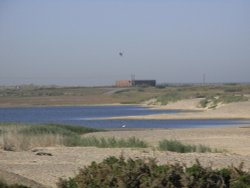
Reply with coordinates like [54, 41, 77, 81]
[154, 86, 249, 107]
[199, 94, 248, 108]
[58, 156, 250, 188]
[0, 84, 250, 106]
[158, 139, 220, 153]
[156, 92, 183, 105]
[112, 84, 250, 106]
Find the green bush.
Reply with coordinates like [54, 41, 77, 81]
[158, 140, 213, 153]
[57, 156, 250, 188]
[200, 98, 209, 108]
[0, 180, 30, 188]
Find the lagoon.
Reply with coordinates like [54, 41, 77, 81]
[0, 105, 248, 129]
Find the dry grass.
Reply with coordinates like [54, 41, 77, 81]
[0, 123, 99, 151]
[0, 126, 65, 151]
[0, 124, 148, 151]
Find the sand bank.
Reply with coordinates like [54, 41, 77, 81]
[101, 100, 250, 120]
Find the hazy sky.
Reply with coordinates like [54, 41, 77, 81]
[0, 0, 249, 86]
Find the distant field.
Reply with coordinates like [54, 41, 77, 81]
[0, 84, 250, 107]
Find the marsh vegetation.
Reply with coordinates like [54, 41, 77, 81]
[0, 124, 148, 150]
[0, 123, 222, 152]
[0, 84, 249, 107]
[0, 123, 100, 151]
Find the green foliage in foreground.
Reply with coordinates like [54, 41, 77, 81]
[158, 139, 218, 153]
[57, 156, 250, 188]
[0, 180, 29, 188]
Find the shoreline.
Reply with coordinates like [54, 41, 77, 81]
[98, 100, 250, 120]
[97, 115, 250, 121]
[1, 100, 250, 121]
[0, 103, 137, 108]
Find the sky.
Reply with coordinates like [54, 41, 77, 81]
[0, 0, 249, 86]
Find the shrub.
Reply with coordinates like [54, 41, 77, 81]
[0, 180, 30, 188]
[200, 98, 209, 108]
[158, 139, 214, 153]
[58, 156, 250, 188]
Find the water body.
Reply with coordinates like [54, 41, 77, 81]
[0, 105, 248, 129]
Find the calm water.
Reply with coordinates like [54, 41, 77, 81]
[0, 105, 248, 129]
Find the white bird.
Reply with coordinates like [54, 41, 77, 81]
[122, 124, 126, 128]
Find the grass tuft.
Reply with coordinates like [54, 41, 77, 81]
[158, 139, 216, 153]
[78, 136, 148, 148]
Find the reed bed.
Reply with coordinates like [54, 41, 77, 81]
[0, 123, 99, 151]
[0, 123, 147, 150]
